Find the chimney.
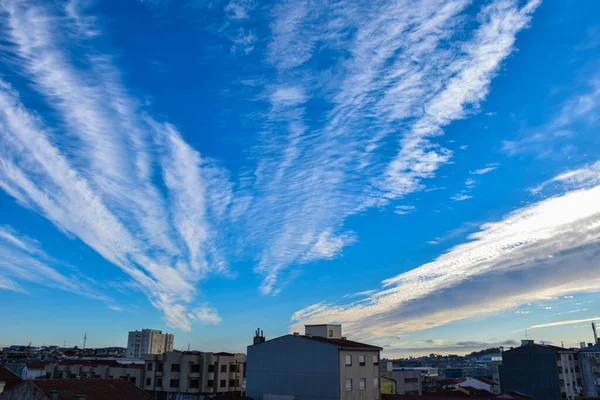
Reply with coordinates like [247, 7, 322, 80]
[253, 328, 266, 345]
[48, 391, 59, 400]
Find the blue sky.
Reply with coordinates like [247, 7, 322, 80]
[0, 0, 600, 357]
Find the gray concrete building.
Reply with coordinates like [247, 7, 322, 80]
[247, 324, 382, 400]
[579, 344, 600, 398]
[143, 351, 245, 400]
[127, 329, 174, 358]
[380, 362, 422, 395]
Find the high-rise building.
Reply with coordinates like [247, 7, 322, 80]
[127, 329, 174, 359]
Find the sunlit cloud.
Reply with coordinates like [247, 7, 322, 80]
[290, 163, 600, 343]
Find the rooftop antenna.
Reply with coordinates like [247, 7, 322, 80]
[83, 333, 87, 349]
[561, 341, 564, 348]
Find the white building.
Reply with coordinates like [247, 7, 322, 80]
[127, 329, 174, 359]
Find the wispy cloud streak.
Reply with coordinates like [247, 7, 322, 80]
[290, 164, 600, 343]
[0, 0, 228, 330]
[242, 0, 540, 294]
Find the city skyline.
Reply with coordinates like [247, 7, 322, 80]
[1, 0, 600, 358]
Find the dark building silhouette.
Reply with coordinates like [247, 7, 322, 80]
[499, 340, 581, 400]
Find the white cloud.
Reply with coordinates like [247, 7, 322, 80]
[531, 161, 600, 194]
[516, 317, 600, 332]
[470, 166, 498, 175]
[503, 80, 600, 156]
[395, 205, 417, 215]
[0, 0, 228, 330]
[290, 164, 600, 343]
[231, 28, 257, 55]
[0, 225, 111, 302]
[225, 0, 255, 20]
[190, 304, 222, 325]
[244, 0, 540, 294]
[451, 191, 473, 201]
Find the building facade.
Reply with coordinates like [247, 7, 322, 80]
[41, 360, 145, 388]
[247, 324, 382, 400]
[579, 344, 600, 398]
[499, 340, 582, 400]
[127, 329, 174, 359]
[143, 351, 245, 400]
[380, 363, 422, 395]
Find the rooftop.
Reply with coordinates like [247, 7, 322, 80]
[299, 334, 383, 350]
[32, 379, 153, 400]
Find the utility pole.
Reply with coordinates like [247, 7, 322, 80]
[83, 333, 87, 349]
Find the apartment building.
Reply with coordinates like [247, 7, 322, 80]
[127, 329, 174, 358]
[499, 340, 582, 400]
[143, 351, 245, 400]
[380, 363, 422, 395]
[41, 360, 144, 387]
[247, 324, 382, 400]
[580, 344, 600, 397]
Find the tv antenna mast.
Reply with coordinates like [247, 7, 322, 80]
[83, 333, 87, 349]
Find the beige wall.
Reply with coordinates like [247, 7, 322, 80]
[143, 351, 245, 395]
[339, 350, 380, 400]
[305, 325, 342, 339]
[380, 370, 422, 395]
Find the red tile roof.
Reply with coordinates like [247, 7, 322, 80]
[0, 366, 23, 391]
[32, 379, 153, 400]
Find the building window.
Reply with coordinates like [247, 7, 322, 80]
[156, 378, 163, 387]
[171, 364, 180, 372]
[191, 364, 200, 373]
[360, 378, 366, 390]
[359, 355, 365, 366]
[345, 355, 352, 366]
[147, 363, 153, 371]
[346, 379, 352, 391]
[158, 363, 164, 373]
[373, 355, 379, 365]
[329, 329, 333, 338]
[220, 379, 226, 388]
[230, 364, 237, 372]
[221, 365, 227, 373]
[558, 367, 563, 373]
[170, 379, 179, 387]
[374, 377, 379, 389]
[146, 378, 151, 386]
[207, 380, 214, 388]
[208, 364, 215, 373]
[229, 379, 236, 387]
[190, 379, 199, 388]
